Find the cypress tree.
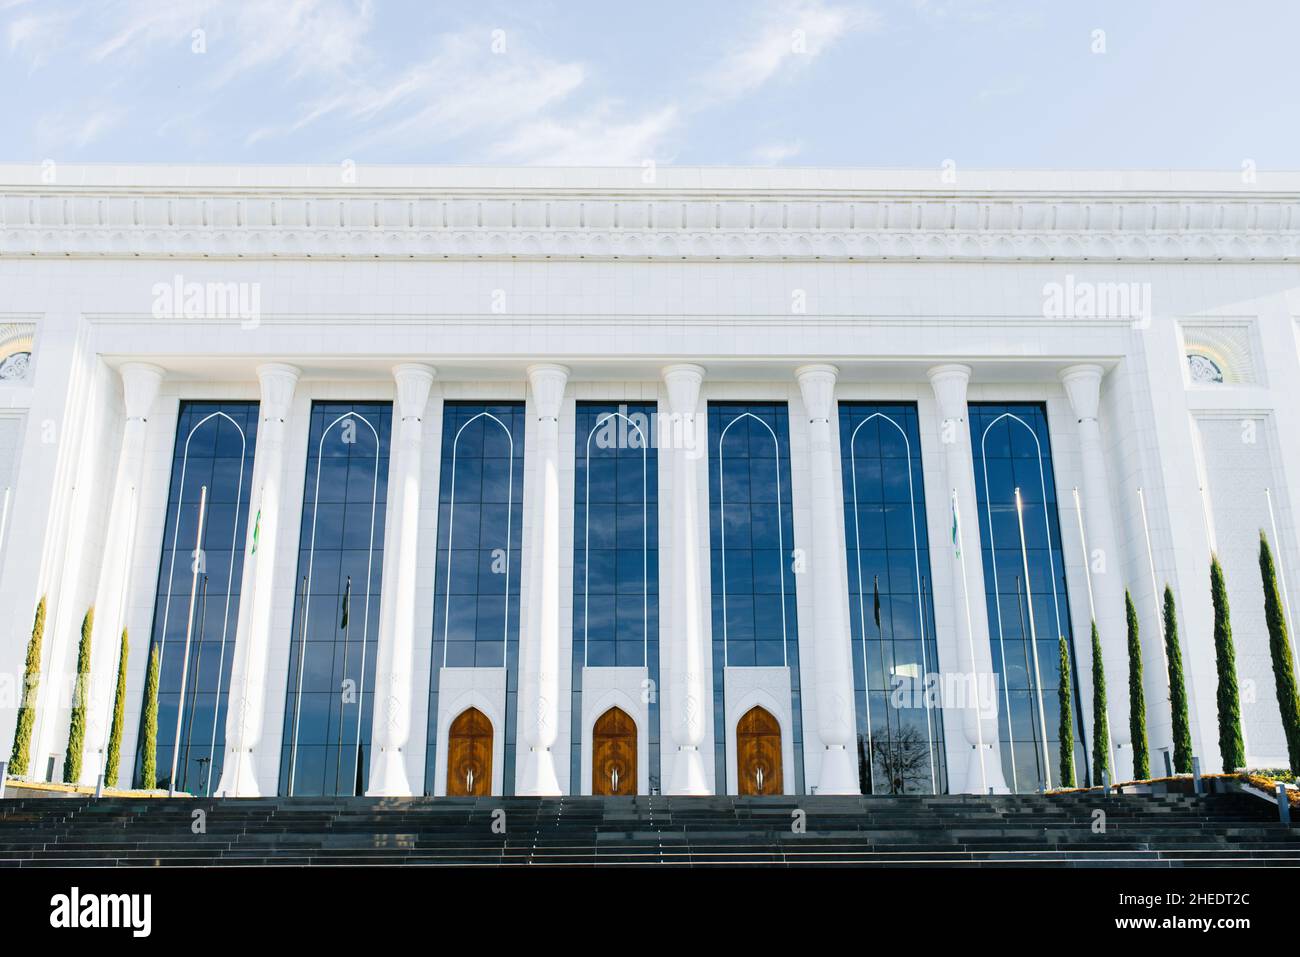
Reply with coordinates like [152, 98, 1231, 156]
[140, 643, 160, 790]
[8, 597, 47, 777]
[104, 628, 129, 788]
[1163, 585, 1194, 774]
[63, 607, 94, 784]
[1210, 555, 1245, 772]
[1259, 533, 1300, 773]
[1057, 636, 1075, 788]
[1125, 590, 1150, 779]
[1090, 620, 1110, 782]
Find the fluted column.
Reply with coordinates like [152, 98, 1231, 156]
[1061, 363, 1132, 776]
[517, 363, 569, 795]
[81, 362, 164, 785]
[215, 363, 300, 797]
[663, 364, 711, 794]
[368, 363, 435, 796]
[928, 364, 1008, 793]
[795, 364, 860, 793]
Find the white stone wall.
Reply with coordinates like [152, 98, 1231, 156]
[1, 168, 1298, 794]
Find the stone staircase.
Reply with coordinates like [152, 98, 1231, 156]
[0, 792, 1295, 867]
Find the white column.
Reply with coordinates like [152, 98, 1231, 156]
[80, 362, 164, 785]
[368, 363, 435, 796]
[795, 364, 860, 793]
[663, 364, 712, 794]
[928, 364, 1008, 793]
[215, 363, 300, 797]
[517, 363, 569, 795]
[1061, 363, 1132, 777]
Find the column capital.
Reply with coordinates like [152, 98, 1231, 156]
[393, 363, 435, 421]
[118, 362, 165, 420]
[662, 363, 705, 415]
[795, 364, 839, 421]
[526, 363, 569, 420]
[256, 362, 300, 417]
[1059, 363, 1105, 422]
[927, 363, 972, 419]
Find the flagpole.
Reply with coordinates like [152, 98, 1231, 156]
[875, 575, 892, 792]
[180, 575, 208, 793]
[1014, 487, 1052, 790]
[860, 583, 875, 795]
[1136, 489, 1171, 675]
[335, 576, 350, 795]
[1264, 488, 1299, 667]
[287, 574, 309, 796]
[169, 485, 207, 797]
[1073, 487, 1116, 778]
[953, 489, 987, 794]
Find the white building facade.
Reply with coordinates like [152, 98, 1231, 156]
[1, 165, 1299, 799]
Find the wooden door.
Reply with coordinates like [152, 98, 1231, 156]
[736, 706, 783, 795]
[446, 707, 492, 796]
[591, 707, 637, 795]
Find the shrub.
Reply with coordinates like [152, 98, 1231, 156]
[1259, 533, 1300, 773]
[1210, 555, 1245, 772]
[104, 629, 129, 788]
[1163, 585, 1194, 774]
[1091, 620, 1110, 782]
[63, 607, 94, 783]
[1058, 636, 1075, 788]
[1126, 590, 1150, 779]
[8, 597, 47, 777]
[140, 643, 160, 790]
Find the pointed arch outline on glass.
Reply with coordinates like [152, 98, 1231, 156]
[978, 411, 1066, 792]
[717, 410, 789, 668]
[847, 411, 937, 794]
[286, 411, 383, 796]
[582, 411, 649, 668]
[154, 410, 248, 796]
[442, 411, 515, 667]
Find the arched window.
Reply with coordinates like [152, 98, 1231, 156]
[570, 403, 659, 792]
[970, 404, 1085, 792]
[839, 403, 946, 794]
[136, 402, 258, 794]
[280, 402, 391, 796]
[708, 403, 804, 795]
[426, 402, 525, 795]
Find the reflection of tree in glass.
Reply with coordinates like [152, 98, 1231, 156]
[870, 724, 931, 794]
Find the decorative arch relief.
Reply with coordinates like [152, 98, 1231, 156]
[0, 322, 35, 383]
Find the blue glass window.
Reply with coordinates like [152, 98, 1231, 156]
[424, 402, 525, 794]
[969, 403, 1087, 791]
[135, 401, 259, 794]
[707, 403, 804, 794]
[839, 403, 947, 794]
[279, 402, 392, 796]
[570, 403, 660, 791]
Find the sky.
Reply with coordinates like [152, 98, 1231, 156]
[1, 0, 1297, 170]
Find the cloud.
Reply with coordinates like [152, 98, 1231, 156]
[751, 140, 804, 165]
[35, 107, 123, 151]
[702, 0, 877, 102]
[492, 104, 680, 166]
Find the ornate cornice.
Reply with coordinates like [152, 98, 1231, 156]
[2, 166, 1299, 262]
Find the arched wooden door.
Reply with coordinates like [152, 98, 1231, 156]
[592, 707, 637, 795]
[736, 706, 783, 795]
[446, 707, 492, 796]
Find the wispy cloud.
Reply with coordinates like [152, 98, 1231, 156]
[35, 107, 123, 152]
[751, 139, 805, 165]
[702, 0, 877, 102]
[1, 0, 876, 164]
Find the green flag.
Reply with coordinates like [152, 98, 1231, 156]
[250, 508, 261, 555]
